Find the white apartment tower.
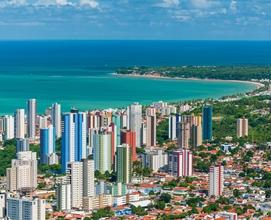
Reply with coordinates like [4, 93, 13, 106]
[0, 193, 5, 219]
[3, 115, 14, 140]
[15, 109, 25, 139]
[56, 184, 71, 211]
[209, 165, 224, 197]
[168, 115, 177, 140]
[127, 103, 142, 147]
[67, 159, 95, 209]
[168, 149, 192, 177]
[52, 103, 61, 138]
[27, 99, 36, 139]
[6, 151, 37, 191]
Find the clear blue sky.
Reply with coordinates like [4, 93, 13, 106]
[0, 0, 270, 40]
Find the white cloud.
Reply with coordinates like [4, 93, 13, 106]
[0, 0, 27, 7]
[190, 0, 215, 9]
[9, 0, 26, 5]
[157, 0, 180, 8]
[36, 0, 73, 6]
[80, 0, 99, 8]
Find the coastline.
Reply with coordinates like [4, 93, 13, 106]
[112, 72, 265, 90]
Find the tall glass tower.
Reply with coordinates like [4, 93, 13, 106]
[202, 105, 213, 141]
[61, 110, 87, 173]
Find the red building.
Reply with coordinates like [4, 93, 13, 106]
[121, 130, 137, 162]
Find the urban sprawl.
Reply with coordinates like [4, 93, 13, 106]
[0, 84, 271, 220]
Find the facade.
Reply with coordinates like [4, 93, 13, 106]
[27, 99, 36, 140]
[177, 122, 190, 149]
[0, 193, 5, 219]
[127, 103, 142, 147]
[191, 124, 203, 148]
[237, 118, 249, 138]
[56, 183, 71, 211]
[52, 103, 62, 138]
[168, 150, 193, 177]
[3, 115, 14, 140]
[40, 125, 56, 164]
[38, 115, 48, 129]
[61, 111, 87, 173]
[15, 109, 25, 139]
[112, 113, 121, 146]
[93, 132, 112, 173]
[142, 148, 168, 172]
[121, 129, 137, 162]
[6, 197, 45, 220]
[83, 194, 113, 211]
[116, 144, 132, 184]
[63, 159, 95, 209]
[16, 138, 30, 152]
[209, 165, 224, 197]
[112, 182, 127, 197]
[146, 107, 156, 147]
[202, 105, 213, 141]
[168, 114, 180, 140]
[6, 151, 37, 191]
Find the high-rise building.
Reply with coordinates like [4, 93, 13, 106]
[142, 148, 168, 172]
[141, 122, 147, 146]
[112, 113, 121, 146]
[177, 122, 190, 149]
[108, 123, 117, 165]
[7, 196, 45, 220]
[6, 151, 37, 191]
[127, 103, 142, 147]
[27, 99, 36, 140]
[52, 103, 62, 139]
[66, 159, 95, 209]
[61, 111, 87, 173]
[121, 130, 137, 162]
[0, 193, 5, 219]
[82, 159, 95, 198]
[15, 109, 25, 139]
[116, 144, 132, 184]
[40, 125, 57, 165]
[209, 165, 224, 197]
[3, 115, 14, 140]
[0, 117, 3, 133]
[16, 138, 30, 152]
[38, 115, 48, 129]
[146, 107, 156, 147]
[202, 105, 213, 141]
[191, 124, 202, 148]
[168, 114, 180, 140]
[237, 118, 248, 138]
[56, 183, 71, 211]
[93, 131, 112, 173]
[168, 149, 192, 177]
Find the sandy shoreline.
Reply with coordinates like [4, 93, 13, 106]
[113, 73, 265, 90]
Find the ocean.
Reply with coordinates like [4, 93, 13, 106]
[0, 40, 268, 114]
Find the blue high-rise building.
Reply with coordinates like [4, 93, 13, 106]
[40, 125, 55, 164]
[202, 105, 213, 140]
[16, 138, 29, 152]
[61, 110, 87, 173]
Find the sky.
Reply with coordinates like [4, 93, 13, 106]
[0, 0, 270, 40]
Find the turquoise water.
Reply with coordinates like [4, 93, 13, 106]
[0, 40, 266, 114]
[0, 74, 255, 114]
